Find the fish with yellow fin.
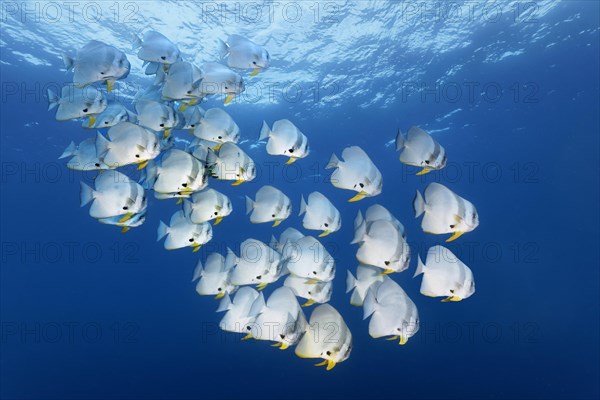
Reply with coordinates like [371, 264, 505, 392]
[326, 146, 382, 202]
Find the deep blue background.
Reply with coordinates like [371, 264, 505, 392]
[1, 2, 599, 399]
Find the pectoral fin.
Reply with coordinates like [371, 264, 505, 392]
[118, 212, 134, 223]
[446, 231, 464, 242]
[302, 299, 316, 307]
[314, 360, 328, 367]
[271, 342, 282, 348]
[136, 160, 149, 170]
[348, 191, 367, 202]
[385, 336, 399, 341]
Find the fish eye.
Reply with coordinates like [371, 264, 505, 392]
[271, 214, 275, 218]
[123, 206, 128, 210]
[252, 61, 257, 65]
[181, 183, 188, 187]
[256, 275, 262, 280]
[190, 124, 195, 128]
[135, 154, 140, 158]
[100, 71, 105, 75]
[217, 136, 222, 139]
[161, 56, 166, 60]
[95, 163, 100, 167]
[288, 148, 294, 153]
[308, 291, 312, 295]
[189, 238, 194, 242]
[104, 121, 109, 125]
[449, 224, 455, 229]
[214, 211, 218, 216]
[384, 261, 390, 266]
[324, 223, 329, 227]
[246, 326, 252, 331]
[312, 271, 317, 275]
[359, 183, 364, 188]
[160, 123, 165, 128]
[279, 334, 285, 339]
[224, 86, 228, 90]
[326, 351, 331, 356]
[397, 328, 402, 331]
[425, 160, 430, 165]
[187, 90, 192, 94]
[217, 287, 222, 291]
[82, 108, 88, 113]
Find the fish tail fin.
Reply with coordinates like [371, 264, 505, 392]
[345, 270, 357, 293]
[216, 293, 232, 313]
[248, 292, 266, 317]
[95, 131, 111, 159]
[59, 141, 77, 159]
[395, 128, 405, 151]
[62, 53, 74, 71]
[413, 190, 425, 218]
[350, 217, 367, 244]
[79, 182, 96, 207]
[206, 148, 218, 166]
[157, 221, 169, 241]
[216, 38, 229, 59]
[362, 287, 378, 320]
[269, 235, 279, 250]
[259, 120, 271, 141]
[245, 196, 254, 215]
[225, 247, 237, 269]
[47, 89, 59, 111]
[414, 255, 426, 278]
[192, 261, 203, 282]
[325, 153, 340, 169]
[299, 195, 307, 216]
[131, 33, 142, 51]
[182, 199, 193, 219]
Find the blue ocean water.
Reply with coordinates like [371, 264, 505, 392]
[1, 1, 599, 399]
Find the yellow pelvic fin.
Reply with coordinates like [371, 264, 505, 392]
[224, 94, 234, 105]
[279, 342, 289, 350]
[271, 342, 282, 348]
[377, 269, 396, 276]
[241, 333, 253, 341]
[192, 245, 201, 253]
[231, 179, 245, 186]
[176, 198, 183, 205]
[318, 230, 332, 237]
[213, 143, 223, 151]
[214, 216, 223, 225]
[118, 212, 134, 223]
[256, 282, 268, 291]
[302, 299, 316, 308]
[136, 160, 149, 170]
[285, 157, 296, 165]
[106, 80, 114, 93]
[416, 167, 431, 176]
[385, 336, 399, 341]
[314, 360, 328, 367]
[441, 296, 462, 303]
[179, 103, 188, 112]
[306, 279, 318, 285]
[214, 292, 225, 300]
[163, 129, 171, 139]
[250, 68, 260, 76]
[326, 360, 337, 371]
[446, 231, 464, 242]
[399, 336, 408, 345]
[272, 219, 282, 227]
[187, 129, 194, 135]
[348, 191, 367, 202]
[162, 64, 169, 72]
[120, 227, 130, 233]
[87, 115, 97, 127]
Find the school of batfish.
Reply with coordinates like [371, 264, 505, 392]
[49, 31, 480, 371]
